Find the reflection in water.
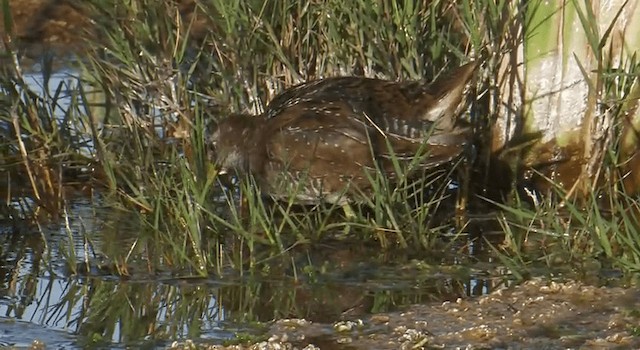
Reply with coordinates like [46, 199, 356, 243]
[0, 196, 505, 348]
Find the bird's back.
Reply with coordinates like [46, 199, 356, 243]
[211, 61, 479, 204]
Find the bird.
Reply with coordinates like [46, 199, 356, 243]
[208, 61, 478, 205]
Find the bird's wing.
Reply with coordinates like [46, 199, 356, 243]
[263, 100, 377, 196]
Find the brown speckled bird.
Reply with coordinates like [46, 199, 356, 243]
[209, 61, 478, 205]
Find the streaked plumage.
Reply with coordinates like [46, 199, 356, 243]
[209, 62, 478, 204]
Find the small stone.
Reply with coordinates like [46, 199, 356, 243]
[606, 332, 632, 344]
[370, 314, 390, 324]
[336, 337, 353, 344]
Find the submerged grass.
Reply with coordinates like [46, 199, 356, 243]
[1, 0, 640, 285]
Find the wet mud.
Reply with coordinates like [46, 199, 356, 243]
[171, 278, 640, 349]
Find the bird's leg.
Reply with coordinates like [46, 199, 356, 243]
[239, 186, 248, 219]
[340, 203, 356, 236]
[341, 203, 356, 220]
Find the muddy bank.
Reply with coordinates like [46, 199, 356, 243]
[171, 278, 640, 349]
[0, 0, 90, 51]
[0, 0, 209, 55]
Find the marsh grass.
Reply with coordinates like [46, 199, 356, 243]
[487, 181, 640, 281]
[2, 0, 640, 284]
[1, 39, 80, 216]
[57, 0, 485, 274]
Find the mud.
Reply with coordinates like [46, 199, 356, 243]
[171, 278, 640, 349]
[0, 0, 210, 55]
[0, 0, 91, 53]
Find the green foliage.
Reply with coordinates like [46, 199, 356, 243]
[55, 0, 483, 274]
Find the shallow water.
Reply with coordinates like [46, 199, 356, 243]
[0, 193, 513, 349]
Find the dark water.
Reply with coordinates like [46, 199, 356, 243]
[0, 192, 512, 349]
